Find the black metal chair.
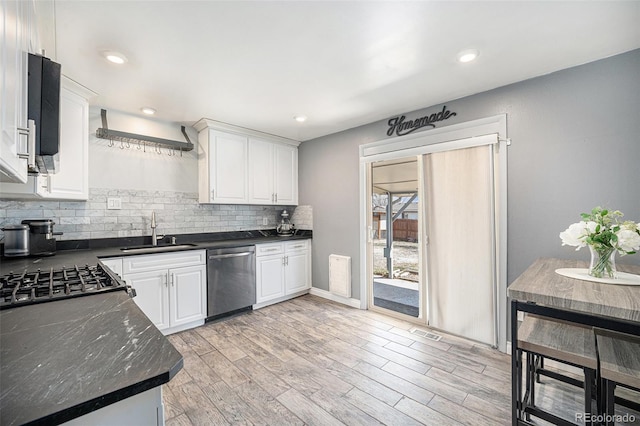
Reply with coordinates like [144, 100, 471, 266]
[518, 315, 598, 425]
[594, 328, 640, 426]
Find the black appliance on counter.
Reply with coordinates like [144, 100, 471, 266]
[28, 53, 61, 174]
[206, 246, 256, 321]
[0, 264, 135, 310]
[21, 219, 62, 256]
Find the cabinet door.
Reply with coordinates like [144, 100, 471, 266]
[0, 0, 28, 184]
[0, 79, 93, 199]
[124, 270, 170, 330]
[248, 138, 274, 204]
[256, 255, 285, 303]
[169, 264, 206, 327]
[211, 130, 248, 203]
[285, 251, 309, 295]
[43, 87, 89, 199]
[273, 144, 297, 205]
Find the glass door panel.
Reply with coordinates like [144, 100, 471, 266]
[369, 157, 423, 320]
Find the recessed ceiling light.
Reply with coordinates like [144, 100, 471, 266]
[294, 115, 307, 123]
[141, 107, 156, 115]
[457, 49, 479, 63]
[102, 51, 127, 64]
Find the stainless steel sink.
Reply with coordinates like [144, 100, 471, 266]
[120, 243, 197, 253]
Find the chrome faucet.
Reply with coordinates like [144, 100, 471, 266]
[151, 211, 158, 246]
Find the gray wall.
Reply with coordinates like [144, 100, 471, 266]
[299, 49, 640, 300]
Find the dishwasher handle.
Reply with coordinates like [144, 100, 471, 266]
[209, 251, 254, 260]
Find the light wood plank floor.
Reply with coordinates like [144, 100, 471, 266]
[162, 295, 639, 425]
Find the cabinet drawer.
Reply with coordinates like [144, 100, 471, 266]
[256, 243, 284, 257]
[285, 239, 309, 253]
[123, 250, 206, 274]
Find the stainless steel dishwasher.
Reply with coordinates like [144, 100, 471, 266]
[206, 245, 256, 321]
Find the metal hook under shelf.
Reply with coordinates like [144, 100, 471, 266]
[96, 109, 194, 152]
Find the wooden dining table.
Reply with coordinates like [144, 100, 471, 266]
[507, 257, 640, 425]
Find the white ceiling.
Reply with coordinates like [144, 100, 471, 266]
[52, 1, 639, 142]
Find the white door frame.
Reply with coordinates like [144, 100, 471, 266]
[359, 114, 508, 352]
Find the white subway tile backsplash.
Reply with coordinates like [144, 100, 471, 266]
[0, 188, 300, 241]
[8, 210, 43, 218]
[291, 205, 313, 230]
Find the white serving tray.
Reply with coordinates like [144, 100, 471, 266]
[555, 268, 640, 286]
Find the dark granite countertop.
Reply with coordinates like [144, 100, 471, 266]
[0, 291, 183, 425]
[0, 229, 311, 424]
[0, 230, 312, 274]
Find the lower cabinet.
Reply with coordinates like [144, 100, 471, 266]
[121, 250, 207, 335]
[255, 239, 311, 308]
[100, 257, 123, 277]
[63, 387, 163, 426]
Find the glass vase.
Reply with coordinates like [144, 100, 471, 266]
[588, 245, 617, 279]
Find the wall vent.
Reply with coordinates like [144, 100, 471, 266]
[410, 327, 442, 341]
[329, 254, 351, 298]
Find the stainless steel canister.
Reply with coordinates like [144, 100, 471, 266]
[2, 224, 30, 257]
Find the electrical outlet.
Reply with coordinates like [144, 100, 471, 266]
[262, 217, 269, 226]
[107, 197, 122, 210]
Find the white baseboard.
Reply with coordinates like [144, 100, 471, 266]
[309, 287, 362, 309]
[253, 289, 310, 310]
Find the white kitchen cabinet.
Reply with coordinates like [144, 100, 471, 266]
[121, 250, 206, 335]
[1, 0, 30, 184]
[255, 239, 311, 308]
[100, 257, 123, 277]
[63, 387, 164, 426]
[124, 269, 170, 330]
[197, 129, 248, 204]
[273, 143, 297, 205]
[248, 138, 298, 205]
[170, 265, 207, 328]
[248, 138, 274, 204]
[0, 77, 95, 199]
[284, 243, 309, 294]
[256, 243, 285, 303]
[195, 118, 299, 205]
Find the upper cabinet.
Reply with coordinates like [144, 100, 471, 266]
[0, 0, 56, 184]
[248, 139, 297, 205]
[272, 143, 297, 205]
[198, 129, 248, 204]
[195, 119, 299, 205]
[0, 77, 96, 200]
[1, 0, 35, 183]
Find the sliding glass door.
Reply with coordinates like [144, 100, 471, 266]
[363, 131, 503, 347]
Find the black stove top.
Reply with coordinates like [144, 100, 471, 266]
[0, 264, 133, 309]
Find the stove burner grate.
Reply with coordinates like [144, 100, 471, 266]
[0, 264, 129, 309]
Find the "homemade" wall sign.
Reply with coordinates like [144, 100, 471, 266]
[387, 105, 457, 137]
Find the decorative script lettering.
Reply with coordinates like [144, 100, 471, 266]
[387, 106, 457, 137]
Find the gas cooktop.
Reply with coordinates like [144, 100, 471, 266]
[0, 264, 134, 309]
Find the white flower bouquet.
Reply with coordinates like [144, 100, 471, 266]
[560, 207, 640, 278]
